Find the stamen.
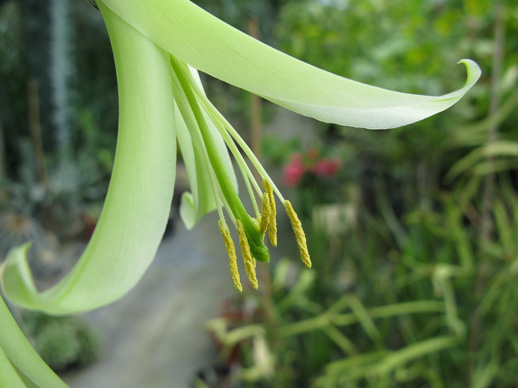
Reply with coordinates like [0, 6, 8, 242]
[263, 179, 278, 247]
[172, 60, 311, 283]
[285, 200, 312, 268]
[218, 220, 243, 292]
[237, 220, 259, 289]
[180, 63, 263, 205]
[194, 92, 286, 202]
[170, 59, 233, 229]
[259, 191, 270, 237]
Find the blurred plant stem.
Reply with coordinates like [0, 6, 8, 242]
[0, 109, 5, 194]
[471, 2, 505, 385]
[480, 1, 505, 243]
[278, 300, 444, 337]
[21, 0, 53, 142]
[50, 0, 74, 167]
[27, 79, 49, 186]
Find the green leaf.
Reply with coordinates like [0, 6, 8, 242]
[447, 141, 518, 181]
[0, 5, 176, 314]
[374, 336, 458, 375]
[99, 0, 481, 129]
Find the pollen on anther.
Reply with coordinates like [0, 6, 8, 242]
[218, 220, 243, 292]
[285, 200, 312, 268]
[263, 179, 278, 247]
[237, 220, 259, 289]
[259, 192, 270, 237]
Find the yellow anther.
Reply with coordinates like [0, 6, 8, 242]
[237, 220, 259, 289]
[285, 200, 312, 268]
[263, 179, 278, 247]
[218, 220, 243, 292]
[259, 191, 270, 237]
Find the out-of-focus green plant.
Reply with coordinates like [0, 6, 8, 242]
[207, 184, 518, 387]
[277, 0, 518, 214]
[21, 311, 101, 371]
[205, 1, 516, 377]
[203, 1, 516, 379]
[0, 0, 116, 245]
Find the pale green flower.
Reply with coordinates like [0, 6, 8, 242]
[0, 0, 480, 386]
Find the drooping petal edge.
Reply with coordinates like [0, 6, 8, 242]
[0, 294, 69, 387]
[99, 0, 481, 129]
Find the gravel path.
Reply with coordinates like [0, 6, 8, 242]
[63, 212, 234, 388]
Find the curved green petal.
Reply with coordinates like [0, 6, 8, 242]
[0, 5, 176, 314]
[100, 0, 481, 130]
[0, 295, 68, 387]
[0, 347, 27, 388]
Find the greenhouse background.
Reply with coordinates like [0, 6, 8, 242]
[0, 0, 517, 386]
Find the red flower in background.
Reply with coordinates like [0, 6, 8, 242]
[283, 150, 342, 187]
[311, 158, 341, 178]
[282, 153, 306, 187]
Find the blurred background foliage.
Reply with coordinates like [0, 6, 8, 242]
[196, 0, 518, 387]
[1, 0, 517, 386]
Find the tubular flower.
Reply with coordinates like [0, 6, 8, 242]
[0, 0, 480, 307]
[0, 0, 480, 385]
[1, 0, 481, 306]
[171, 55, 305, 290]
